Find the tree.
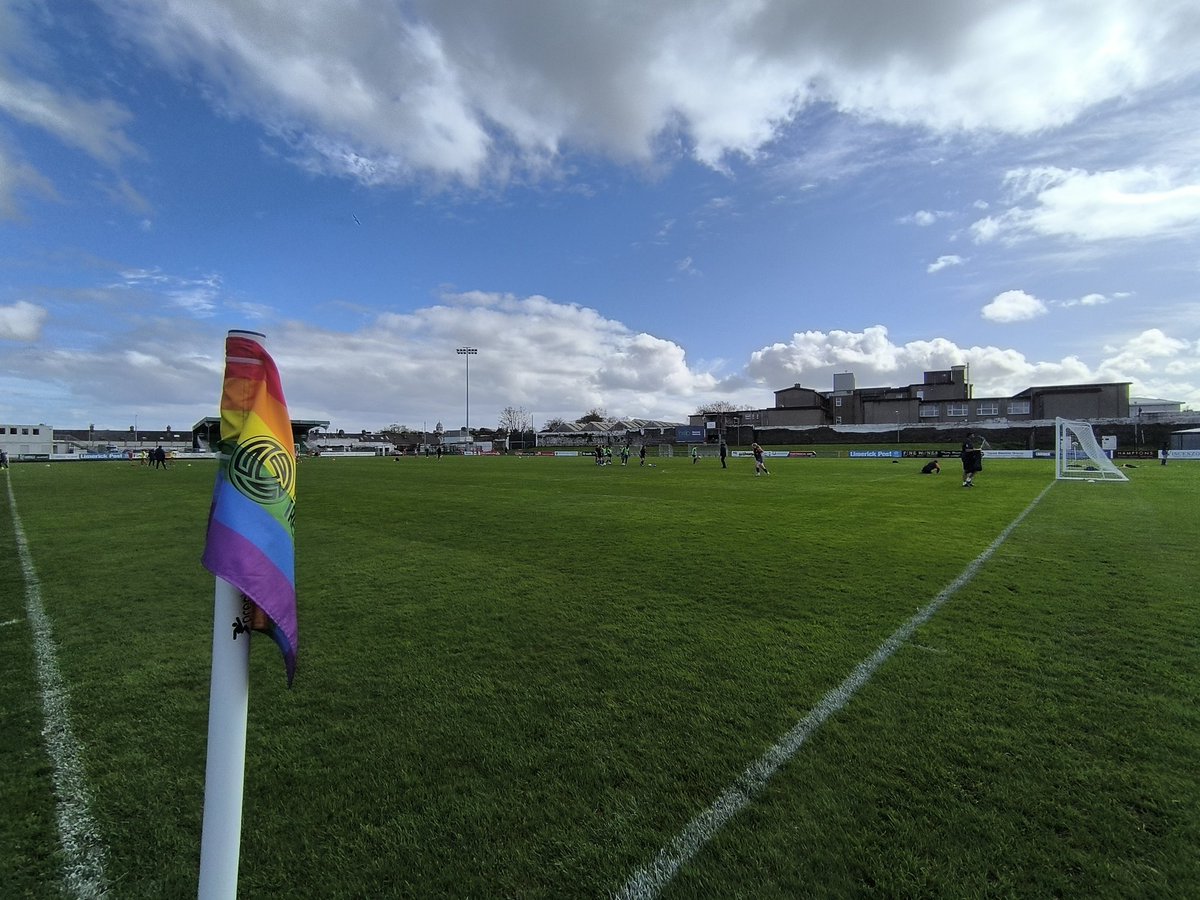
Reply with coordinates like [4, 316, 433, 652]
[694, 400, 747, 414]
[541, 417, 570, 432]
[576, 407, 608, 424]
[497, 406, 532, 432]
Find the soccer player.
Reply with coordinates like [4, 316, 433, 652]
[961, 434, 983, 487]
[752, 442, 769, 476]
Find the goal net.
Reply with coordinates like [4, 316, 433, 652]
[1055, 417, 1128, 482]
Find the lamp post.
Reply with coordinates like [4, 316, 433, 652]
[895, 410, 900, 444]
[456, 347, 477, 454]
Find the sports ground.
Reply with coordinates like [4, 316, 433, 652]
[2, 452, 1197, 898]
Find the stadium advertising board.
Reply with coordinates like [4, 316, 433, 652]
[980, 450, 1034, 459]
[675, 426, 706, 443]
[849, 450, 903, 459]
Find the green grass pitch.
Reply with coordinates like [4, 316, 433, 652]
[2, 453, 1197, 898]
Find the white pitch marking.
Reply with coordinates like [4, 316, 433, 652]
[6, 477, 109, 899]
[1, 617, 24, 627]
[617, 482, 1054, 900]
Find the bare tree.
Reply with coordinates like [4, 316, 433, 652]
[541, 417, 570, 431]
[694, 400, 747, 414]
[497, 406, 532, 432]
[577, 407, 608, 424]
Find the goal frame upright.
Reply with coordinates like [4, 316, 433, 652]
[1054, 417, 1129, 482]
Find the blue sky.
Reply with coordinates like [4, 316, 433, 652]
[2, 0, 1198, 433]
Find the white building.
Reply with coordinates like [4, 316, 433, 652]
[1, 423, 54, 460]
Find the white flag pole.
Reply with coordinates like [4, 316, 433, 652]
[198, 577, 251, 899]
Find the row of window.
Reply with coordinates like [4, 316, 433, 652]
[5, 426, 41, 435]
[919, 401, 1030, 418]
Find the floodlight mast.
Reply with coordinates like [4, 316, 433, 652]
[456, 347, 477, 453]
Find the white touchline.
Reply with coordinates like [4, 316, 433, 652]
[6, 477, 109, 899]
[616, 482, 1055, 900]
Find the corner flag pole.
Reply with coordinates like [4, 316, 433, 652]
[198, 578, 251, 899]
[197, 329, 299, 898]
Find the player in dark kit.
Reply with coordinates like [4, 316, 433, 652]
[961, 434, 983, 487]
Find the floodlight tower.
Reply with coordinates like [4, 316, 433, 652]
[456, 347, 477, 453]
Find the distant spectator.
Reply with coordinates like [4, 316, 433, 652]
[719, 440, 728, 469]
[1161, 442, 1169, 466]
[0, 449, 8, 469]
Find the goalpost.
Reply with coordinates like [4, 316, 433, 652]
[1055, 417, 1129, 482]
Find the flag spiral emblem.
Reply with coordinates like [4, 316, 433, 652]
[228, 436, 296, 506]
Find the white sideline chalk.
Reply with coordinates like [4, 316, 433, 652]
[617, 482, 1055, 900]
[6, 477, 109, 899]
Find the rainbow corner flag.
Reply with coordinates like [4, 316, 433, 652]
[201, 330, 298, 685]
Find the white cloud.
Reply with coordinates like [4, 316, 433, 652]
[115, 269, 223, 317]
[0, 300, 47, 341]
[972, 165, 1200, 244]
[982, 289, 1048, 323]
[0, 74, 137, 166]
[0, 139, 56, 219]
[744, 324, 1200, 407]
[1056, 291, 1126, 308]
[97, 0, 1200, 185]
[927, 254, 965, 274]
[902, 209, 949, 226]
[5, 288, 1200, 428]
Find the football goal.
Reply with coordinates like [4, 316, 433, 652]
[1055, 417, 1129, 482]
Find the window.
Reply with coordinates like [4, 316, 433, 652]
[976, 402, 999, 416]
[1008, 400, 1031, 415]
[32, 428, 40, 435]
[947, 403, 968, 417]
[835, 416, 842, 425]
[835, 397, 843, 407]
[919, 403, 940, 418]
[21, 428, 29, 434]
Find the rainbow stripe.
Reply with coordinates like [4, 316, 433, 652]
[201, 331, 298, 684]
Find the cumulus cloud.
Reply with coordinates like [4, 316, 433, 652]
[927, 254, 965, 274]
[95, 0, 1200, 185]
[972, 165, 1200, 244]
[0, 287, 728, 428]
[982, 289, 1048, 323]
[0, 300, 47, 341]
[744, 324, 1200, 407]
[4, 286, 1199, 428]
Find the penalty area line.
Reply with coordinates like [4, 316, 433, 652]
[616, 481, 1055, 900]
[5, 477, 109, 899]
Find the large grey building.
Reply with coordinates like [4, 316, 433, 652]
[696, 367, 1131, 430]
